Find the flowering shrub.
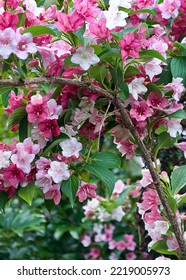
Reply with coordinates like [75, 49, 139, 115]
[0, 0, 186, 259]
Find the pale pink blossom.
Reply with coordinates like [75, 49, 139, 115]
[145, 220, 169, 247]
[167, 235, 180, 251]
[11, 151, 34, 174]
[14, 32, 37, 60]
[71, 108, 91, 125]
[109, 0, 132, 9]
[112, 179, 126, 195]
[116, 139, 137, 159]
[175, 142, 186, 158]
[111, 206, 125, 221]
[48, 161, 70, 184]
[83, 198, 100, 216]
[60, 125, 77, 138]
[44, 184, 61, 205]
[103, 7, 128, 30]
[128, 77, 147, 100]
[164, 78, 185, 101]
[0, 28, 17, 59]
[71, 46, 100, 71]
[116, 240, 126, 251]
[144, 58, 163, 81]
[81, 234, 91, 247]
[47, 99, 63, 119]
[31, 126, 48, 149]
[158, 0, 181, 19]
[60, 138, 82, 158]
[36, 172, 53, 193]
[167, 118, 182, 137]
[0, 151, 11, 169]
[155, 256, 171, 260]
[165, 101, 183, 114]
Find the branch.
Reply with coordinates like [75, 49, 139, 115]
[1, 77, 186, 258]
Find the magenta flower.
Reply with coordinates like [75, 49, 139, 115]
[3, 163, 24, 187]
[147, 92, 168, 110]
[120, 33, 141, 60]
[38, 119, 60, 139]
[130, 100, 154, 121]
[26, 93, 48, 124]
[44, 184, 61, 205]
[56, 10, 84, 32]
[116, 139, 137, 159]
[0, 11, 18, 30]
[76, 182, 97, 202]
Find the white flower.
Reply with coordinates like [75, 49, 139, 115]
[167, 118, 182, 137]
[144, 58, 162, 81]
[128, 77, 147, 100]
[0, 151, 11, 169]
[71, 46, 100, 71]
[48, 161, 70, 183]
[109, 0, 132, 9]
[111, 206, 125, 221]
[60, 138, 82, 158]
[60, 125, 77, 137]
[103, 7, 128, 30]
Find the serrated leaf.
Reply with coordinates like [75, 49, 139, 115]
[140, 49, 166, 63]
[83, 163, 115, 196]
[92, 151, 121, 169]
[7, 107, 26, 128]
[171, 165, 186, 195]
[18, 183, 36, 206]
[23, 25, 59, 37]
[171, 56, 186, 87]
[61, 175, 80, 207]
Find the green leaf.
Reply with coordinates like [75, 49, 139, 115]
[146, 82, 161, 93]
[74, 24, 86, 41]
[92, 151, 121, 169]
[171, 165, 186, 195]
[19, 116, 28, 142]
[43, 0, 59, 9]
[23, 25, 59, 37]
[43, 133, 69, 156]
[45, 199, 55, 212]
[99, 48, 121, 62]
[124, 66, 140, 79]
[173, 42, 186, 51]
[0, 191, 9, 211]
[130, 7, 156, 16]
[171, 56, 186, 87]
[119, 82, 129, 100]
[151, 240, 178, 256]
[61, 175, 80, 207]
[177, 194, 186, 208]
[1, 89, 11, 107]
[167, 195, 177, 213]
[140, 49, 166, 63]
[117, 185, 137, 205]
[112, 27, 137, 40]
[89, 65, 107, 84]
[155, 132, 177, 157]
[7, 107, 26, 128]
[18, 183, 36, 206]
[168, 109, 186, 119]
[83, 163, 116, 196]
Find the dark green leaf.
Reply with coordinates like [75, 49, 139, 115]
[19, 116, 28, 142]
[83, 163, 116, 196]
[171, 165, 186, 195]
[92, 151, 121, 169]
[0, 191, 9, 211]
[155, 132, 177, 157]
[61, 175, 80, 207]
[124, 66, 140, 79]
[140, 49, 166, 63]
[18, 183, 36, 206]
[168, 109, 186, 119]
[167, 195, 177, 213]
[112, 27, 137, 40]
[171, 56, 186, 87]
[130, 7, 156, 16]
[151, 240, 178, 256]
[1, 89, 11, 107]
[89, 65, 107, 84]
[119, 82, 129, 100]
[45, 199, 55, 212]
[7, 107, 26, 128]
[43, 133, 69, 156]
[99, 48, 121, 62]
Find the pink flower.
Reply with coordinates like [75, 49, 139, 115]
[130, 101, 154, 121]
[144, 206, 162, 223]
[3, 163, 24, 187]
[89, 18, 111, 40]
[164, 78, 185, 101]
[128, 77, 147, 100]
[147, 92, 168, 110]
[112, 179, 126, 195]
[175, 142, 186, 158]
[14, 31, 37, 59]
[47, 99, 63, 120]
[26, 93, 48, 124]
[89, 247, 100, 259]
[38, 119, 60, 139]
[125, 252, 136, 260]
[144, 58, 162, 81]
[44, 184, 61, 205]
[81, 234, 91, 247]
[116, 240, 126, 251]
[56, 10, 84, 32]
[0, 11, 18, 30]
[0, 27, 17, 59]
[120, 33, 141, 60]
[60, 138, 82, 158]
[116, 140, 137, 159]
[158, 0, 181, 19]
[0, 150, 11, 169]
[124, 234, 136, 251]
[165, 101, 183, 114]
[167, 235, 180, 252]
[167, 118, 182, 137]
[48, 161, 70, 183]
[108, 240, 117, 250]
[76, 182, 97, 202]
[74, 0, 100, 23]
[141, 188, 160, 211]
